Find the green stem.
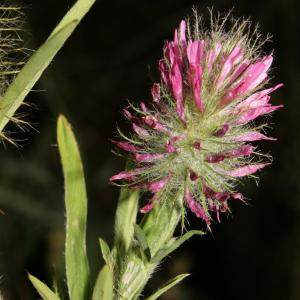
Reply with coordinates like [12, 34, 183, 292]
[113, 189, 183, 300]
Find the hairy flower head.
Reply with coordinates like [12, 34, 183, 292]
[111, 11, 283, 227]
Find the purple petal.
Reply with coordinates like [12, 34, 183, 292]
[214, 124, 230, 137]
[110, 168, 144, 181]
[140, 194, 159, 213]
[189, 169, 198, 181]
[165, 134, 185, 153]
[140, 102, 149, 113]
[111, 140, 139, 152]
[193, 141, 202, 150]
[185, 189, 210, 225]
[148, 175, 171, 193]
[151, 83, 160, 103]
[143, 115, 168, 133]
[205, 154, 226, 163]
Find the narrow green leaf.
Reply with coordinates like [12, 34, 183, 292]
[134, 224, 151, 261]
[99, 238, 111, 266]
[152, 230, 204, 263]
[145, 273, 190, 300]
[114, 187, 139, 255]
[0, 0, 96, 134]
[28, 274, 60, 300]
[57, 115, 90, 300]
[92, 265, 113, 300]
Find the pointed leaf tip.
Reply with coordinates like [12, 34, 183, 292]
[145, 273, 190, 300]
[28, 274, 60, 300]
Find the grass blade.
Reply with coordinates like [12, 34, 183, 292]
[0, 0, 96, 134]
[57, 115, 90, 300]
[145, 273, 190, 300]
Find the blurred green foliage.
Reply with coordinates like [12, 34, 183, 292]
[0, 0, 299, 299]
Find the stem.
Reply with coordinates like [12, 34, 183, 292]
[113, 189, 183, 300]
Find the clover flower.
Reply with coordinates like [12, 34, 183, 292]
[110, 12, 283, 226]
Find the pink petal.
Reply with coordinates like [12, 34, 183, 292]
[143, 115, 168, 133]
[134, 153, 165, 162]
[151, 83, 161, 103]
[235, 83, 283, 112]
[217, 46, 244, 86]
[179, 20, 186, 45]
[132, 123, 150, 139]
[148, 175, 172, 193]
[236, 105, 283, 125]
[159, 59, 170, 87]
[215, 163, 269, 177]
[123, 109, 139, 123]
[205, 154, 226, 163]
[221, 56, 274, 106]
[174, 20, 186, 46]
[140, 194, 159, 213]
[190, 64, 204, 111]
[111, 140, 139, 152]
[170, 62, 185, 121]
[165, 134, 185, 153]
[187, 40, 205, 65]
[229, 132, 276, 142]
[226, 144, 255, 157]
[207, 43, 222, 72]
[228, 61, 249, 84]
[185, 189, 210, 225]
[140, 102, 149, 113]
[110, 168, 144, 181]
[214, 124, 230, 137]
[231, 192, 245, 202]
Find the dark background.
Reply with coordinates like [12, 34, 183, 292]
[0, 0, 299, 299]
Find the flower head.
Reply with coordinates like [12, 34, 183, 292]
[111, 12, 283, 227]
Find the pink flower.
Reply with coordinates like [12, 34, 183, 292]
[111, 12, 283, 227]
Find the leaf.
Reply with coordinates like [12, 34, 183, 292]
[99, 238, 112, 266]
[114, 187, 139, 255]
[0, 0, 96, 134]
[134, 224, 151, 261]
[92, 265, 113, 300]
[152, 230, 204, 263]
[57, 115, 90, 300]
[140, 190, 183, 256]
[145, 273, 190, 300]
[28, 274, 60, 300]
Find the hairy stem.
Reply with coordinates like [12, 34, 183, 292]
[113, 189, 183, 300]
